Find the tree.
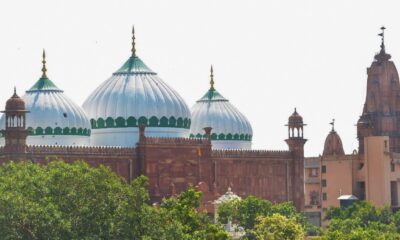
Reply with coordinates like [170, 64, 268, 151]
[324, 201, 400, 240]
[160, 186, 229, 240]
[0, 160, 142, 239]
[216, 196, 310, 230]
[251, 214, 305, 240]
[0, 160, 229, 240]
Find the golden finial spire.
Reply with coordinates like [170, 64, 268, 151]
[41, 49, 47, 77]
[131, 25, 136, 57]
[210, 65, 215, 91]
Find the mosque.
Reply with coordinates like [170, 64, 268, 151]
[0, 27, 305, 212]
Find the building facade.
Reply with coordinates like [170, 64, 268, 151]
[304, 27, 400, 226]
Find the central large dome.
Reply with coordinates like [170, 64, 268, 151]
[82, 28, 191, 147]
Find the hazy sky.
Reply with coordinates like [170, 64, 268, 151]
[1, 0, 399, 156]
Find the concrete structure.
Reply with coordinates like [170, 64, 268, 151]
[304, 27, 400, 226]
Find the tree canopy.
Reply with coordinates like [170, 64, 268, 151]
[0, 161, 228, 240]
[216, 195, 314, 239]
[251, 214, 305, 240]
[324, 201, 400, 240]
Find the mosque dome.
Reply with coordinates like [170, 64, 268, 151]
[189, 66, 252, 149]
[82, 27, 191, 147]
[0, 51, 91, 146]
[323, 122, 345, 156]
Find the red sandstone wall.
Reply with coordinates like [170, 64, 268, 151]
[0, 146, 136, 182]
[212, 150, 292, 203]
[138, 137, 212, 202]
[0, 138, 303, 211]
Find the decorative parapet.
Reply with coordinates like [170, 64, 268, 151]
[142, 137, 210, 145]
[25, 145, 136, 156]
[211, 149, 291, 158]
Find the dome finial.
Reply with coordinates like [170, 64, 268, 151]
[379, 26, 386, 53]
[13, 86, 17, 97]
[131, 25, 136, 57]
[210, 65, 215, 91]
[330, 118, 335, 131]
[41, 49, 47, 78]
[375, 26, 391, 62]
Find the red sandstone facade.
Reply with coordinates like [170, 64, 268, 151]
[0, 92, 305, 211]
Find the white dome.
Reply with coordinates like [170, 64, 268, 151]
[190, 73, 252, 149]
[0, 75, 91, 146]
[82, 55, 191, 147]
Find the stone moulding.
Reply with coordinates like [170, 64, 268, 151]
[25, 145, 136, 156]
[90, 116, 191, 130]
[142, 136, 210, 145]
[211, 149, 291, 158]
[190, 133, 252, 141]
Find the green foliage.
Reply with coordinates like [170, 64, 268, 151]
[160, 187, 229, 240]
[216, 196, 316, 239]
[0, 161, 229, 240]
[324, 201, 400, 240]
[250, 214, 305, 240]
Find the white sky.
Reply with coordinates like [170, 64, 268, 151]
[1, 0, 399, 156]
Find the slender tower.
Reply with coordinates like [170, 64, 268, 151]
[285, 108, 307, 210]
[2, 88, 29, 154]
[357, 27, 400, 153]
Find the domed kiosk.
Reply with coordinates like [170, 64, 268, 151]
[323, 120, 345, 156]
[0, 51, 91, 146]
[190, 66, 252, 149]
[83, 27, 191, 147]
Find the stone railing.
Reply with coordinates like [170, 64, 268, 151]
[26, 145, 136, 156]
[142, 137, 210, 145]
[211, 149, 291, 158]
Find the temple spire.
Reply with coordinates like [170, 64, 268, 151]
[41, 49, 47, 78]
[131, 25, 136, 57]
[210, 65, 215, 91]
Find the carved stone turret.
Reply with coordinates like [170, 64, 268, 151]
[2, 88, 29, 154]
[285, 108, 306, 211]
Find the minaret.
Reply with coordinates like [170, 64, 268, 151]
[357, 27, 400, 153]
[285, 108, 307, 211]
[1, 88, 29, 153]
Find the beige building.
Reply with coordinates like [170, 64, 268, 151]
[305, 27, 400, 226]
